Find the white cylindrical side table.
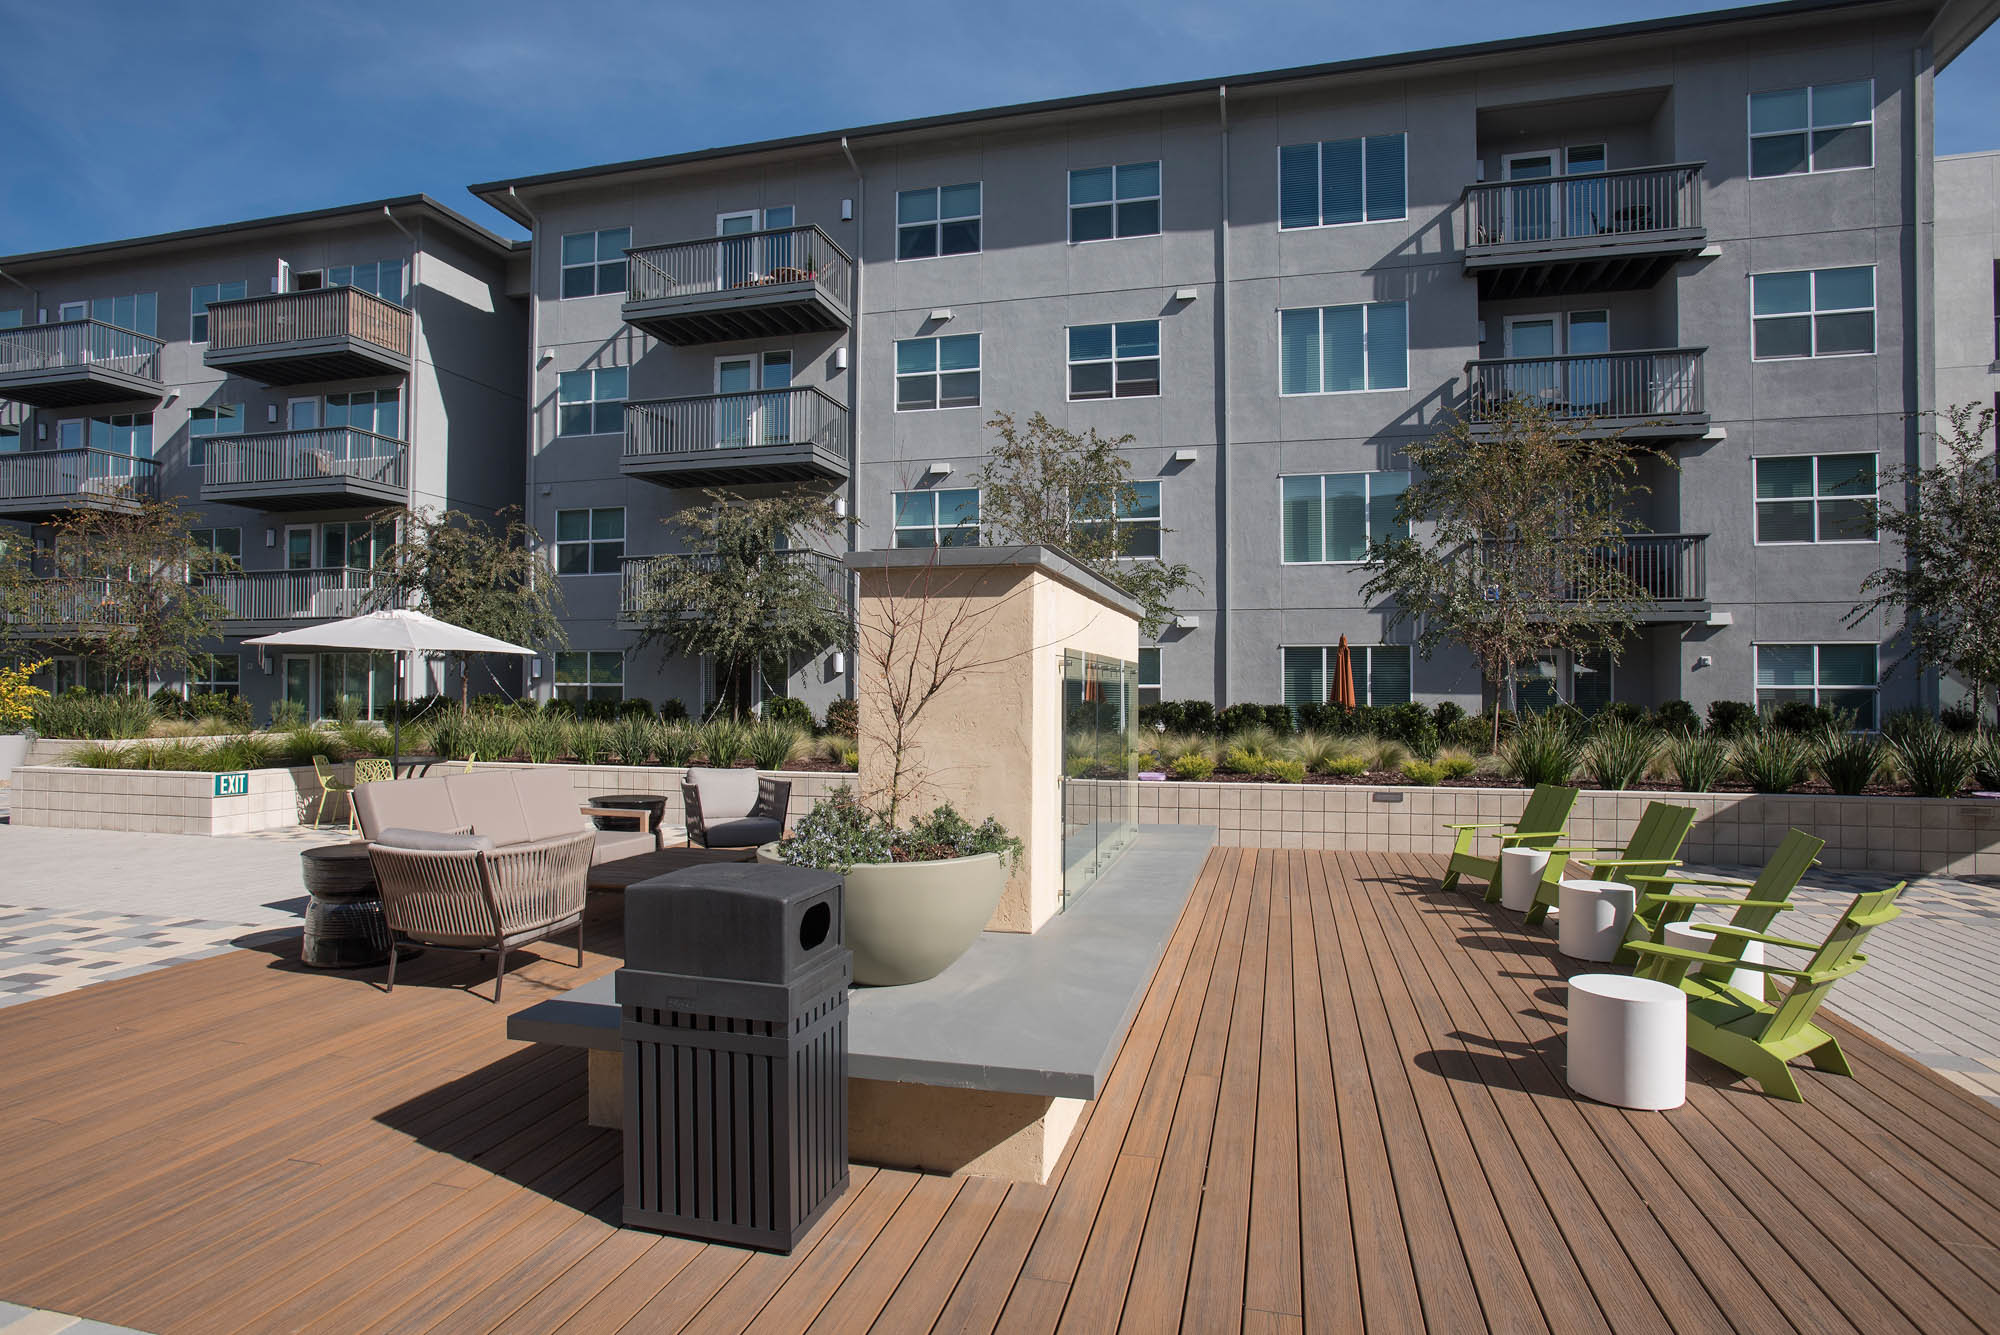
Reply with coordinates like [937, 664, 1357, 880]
[1498, 847, 1550, 912]
[1558, 879, 1638, 961]
[1567, 973, 1687, 1110]
[1663, 921, 1767, 996]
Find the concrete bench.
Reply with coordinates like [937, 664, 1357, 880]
[508, 824, 1215, 1182]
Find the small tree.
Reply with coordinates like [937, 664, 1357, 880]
[0, 529, 33, 666]
[377, 507, 568, 711]
[1850, 401, 2000, 727]
[42, 495, 236, 691]
[1362, 398, 1664, 748]
[629, 490, 847, 719]
[974, 412, 1198, 636]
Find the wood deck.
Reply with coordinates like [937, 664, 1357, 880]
[2, 850, 1998, 1333]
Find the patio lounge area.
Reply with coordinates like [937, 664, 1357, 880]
[1, 848, 1996, 1334]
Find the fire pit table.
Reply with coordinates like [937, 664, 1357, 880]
[300, 842, 419, 970]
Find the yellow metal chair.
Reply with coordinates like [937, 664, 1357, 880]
[349, 758, 395, 832]
[311, 755, 352, 828]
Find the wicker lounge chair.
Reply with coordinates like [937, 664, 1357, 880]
[681, 767, 790, 849]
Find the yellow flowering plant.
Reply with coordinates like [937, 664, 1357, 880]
[0, 660, 51, 733]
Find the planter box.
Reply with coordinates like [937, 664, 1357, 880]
[9, 764, 327, 835]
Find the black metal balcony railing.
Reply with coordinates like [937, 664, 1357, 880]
[201, 569, 389, 623]
[0, 319, 164, 382]
[626, 225, 852, 308]
[618, 551, 847, 620]
[206, 287, 413, 358]
[1463, 349, 1705, 426]
[1467, 533, 1708, 607]
[203, 429, 409, 493]
[1464, 163, 1704, 249]
[0, 448, 159, 508]
[624, 387, 850, 461]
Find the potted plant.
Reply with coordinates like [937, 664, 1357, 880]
[0, 659, 50, 785]
[759, 787, 1022, 986]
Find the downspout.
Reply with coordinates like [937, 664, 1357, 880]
[840, 136, 864, 703]
[510, 185, 546, 706]
[1908, 47, 1937, 714]
[1216, 85, 1233, 705]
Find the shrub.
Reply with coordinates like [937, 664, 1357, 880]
[611, 716, 657, 766]
[1733, 728, 1812, 793]
[1263, 704, 1297, 734]
[1584, 719, 1659, 790]
[1502, 712, 1583, 787]
[1887, 715, 1976, 798]
[268, 698, 307, 728]
[1431, 700, 1467, 736]
[334, 719, 394, 759]
[1216, 702, 1275, 736]
[1940, 702, 1979, 733]
[521, 714, 570, 764]
[821, 697, 857, 737]
[1705, 700, 1758, 738]
[1768, 699, 1835, 734]
[616, 697, 655, 719]
[1445, 714, 1494, 752]
[763, 697, 814, 730]
[1401, 759, 1443, 786]
[1322, 753, 1369, 777]
[150, 687, 190, 721]
[33, 690, 156, 740]
[1974, 733, 2000, 792]
[770, 787, 892, 873]
[656, 723, 701, 767]
[0, 661, 51, 733]
[1266, 758, 1307, 784]
[1380, 702, 1439, 759]
[187, 692, 252, 730]
[746, 720, 807, 771]
[1217, 745, 1266, 776]
[464, 712, 524, 761]
[1171, 752, 1217, 781]
[1286, 731, 1344, 775]
[1600, 700, 1648, 727]
[1156, 732, 1217, 766]
[1435, 748, 1478, 780]
[1368, 739, 1411, 774]
[568, 720, 612, 764]
[1663, 730, 1730, 793]
[1651, 699, 1699, 734]
[701, 719, 750, 767]
[1813, 726, 1884, 796]
[900, 802, 1025, 867]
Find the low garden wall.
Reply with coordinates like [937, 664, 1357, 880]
[9, 764, 328, 835]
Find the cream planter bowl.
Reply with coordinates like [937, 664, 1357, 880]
[0, 733, 29, 785]
[757, 844, 1007, 986]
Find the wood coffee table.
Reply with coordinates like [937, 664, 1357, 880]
[586, 844, 758, 892]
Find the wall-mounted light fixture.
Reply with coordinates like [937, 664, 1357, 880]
[266, 404, 279, 424]
[926, 461, 953, 477]
[831, 650, 846, 674]
[834, 496, 848, 517]
[1173, 288, 1198, 302]
[35, 423, 45, 442]
[841, 198, 853, 221]
[832, 346, 849, 371]
[264, 529, 276, 547]
[927, 308, 953, 323]
[537, 348, 554, 366]
[1174, 614, 1201, 630]
[1172, 448, 1198, 463]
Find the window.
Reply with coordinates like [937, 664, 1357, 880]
[556, 366, 627, 436]
[326, 388, 402, 439]
[189, 281, 247, 341]
[1752, 267, 1875, 359]
[188, 528, 242, 574]
[554, 651, 625, 704]
[896, 184, 981, 260]
[1756, 643, 1879, 729]
[560, 227, 631, 298]
[1076, 480, 1162, 558]
[1279, 302, 1408, 393]
[1281, 471, 1409, 563]
[1068, 321, 1159, 399]
[186, 404, 243, 468]
[319, 519, 393, 570]
[1138, 647, 1161, 707]
[85, 293, 156, 335]
[893, 489, 980, 547]
[895, 334, 980, 410]
[1754, 454, 1877, 543]
[0, 310, 20, 329]
[1519, 650, 1613, 714]
[75, 412, 153, 458]
[186, 653, 240, 697]
[555, 507, 624, 574]
[1070, 162, 1161, 242]
[1282, 644, 1413, 708]
[1279, 134, 1406, 228]
[1749, 80, 1873, 177]
[328, 260, 405, 303]
[1, 424, 19, 453]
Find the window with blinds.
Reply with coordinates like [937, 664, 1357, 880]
[1281, 644, 1412, 707]
[1281, 471, 1408, 563]
[1279, 302, 1408, 394]
[1279, 134, 1406, 229]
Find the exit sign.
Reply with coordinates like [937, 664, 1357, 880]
[214, 772, 250, 797]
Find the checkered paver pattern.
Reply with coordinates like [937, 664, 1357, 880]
[0, 905, 281, 1009]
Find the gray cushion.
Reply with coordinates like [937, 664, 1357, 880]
[700, 816, 782, 849]
[443, 771, 531, 843]
[353, 776, 457, 841]
[688, 767, 759, 822]
[373, 827, 493, 853]
[515, 768, 592, 842]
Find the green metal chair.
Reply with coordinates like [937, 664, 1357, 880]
[1617, 828, 1826, 973]
[1626, 882, 1905, 1103]
[1520, 800, 1697, 925]
[311, 755, 352, 828]
[1439, 783, 1580, 893]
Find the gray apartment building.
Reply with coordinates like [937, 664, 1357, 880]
[469, 0, 1994, 727]
[0, 196, 526, 719]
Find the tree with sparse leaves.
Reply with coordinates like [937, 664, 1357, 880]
[973, 412, 1198, 636]
[1362, 398, 1665, 748]
[629, 490, 848, 719]
[376, 507, 568, 710]
[0, 528, 32, 666]
[1850, 401, 2000, 728]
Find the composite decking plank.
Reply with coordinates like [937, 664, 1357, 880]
[796, 1174, 963, 1335]
[861, 1175, 1008, 1334]
[1243, 855, 1305, 1323]
[919, 1181, 1058, 1334]
[478, 1229, 678, 1335]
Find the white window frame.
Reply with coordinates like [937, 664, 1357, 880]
[1075, 480, 1163, 560]
[327, 260, 406, 304]
[553, 507, 625, 576]
[1066, 320, 1161, 400]
[893, 333, 981, 412]
[189, 280, 247, 342]
[553, 650, 626, 704]
[556, 366, 628, 436]
[186, 404, 244, 469]
[1068, 161, 1163, 244]
[559, 227, 631, 299]
[1753, 642, 1881, 727]
[1751, 266, 1877, 361]
[895, 183, 982, 261]
[1277, 302, 1410, 395]
[185, 652, 241, 698]
[1279, 644, 1414, 708]
[892, 488, 981, 547]
[1748, 79, 1874, 178]
[1752, 452, 1880, 546]
[1279, 470, 1410, 565]
[1138, 646, 1162, 706]
[1277, 133, 1409, 230]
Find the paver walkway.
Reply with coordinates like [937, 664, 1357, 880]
[0, 1300, 150, 1333]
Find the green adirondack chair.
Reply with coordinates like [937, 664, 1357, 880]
[1616, 827, 1826, 973]
[1520, 800, 1697, 925]
[1439, 784, 1580, 893]
[1626, 882, 1905, 1103]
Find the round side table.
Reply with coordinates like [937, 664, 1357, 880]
[1498, 847, 1551, 912]
[1663, 920, 1767, 996]
[589, 792, 670, 834]
[1558, 878, 1637, 962]
[1567, 973, 1687, 1110]
[300, 842, 413, 970]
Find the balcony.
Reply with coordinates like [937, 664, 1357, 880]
[1463, 348, 1707, 441]
[1462, 163, 1705, 299]
[622, 387, 850, 488]
[622, 226, 852, 345]
[0, 320, 164, 408]
[204, 568, 389, 627]
[201, 429, 408, 511]
[1468, 533, 1710, 622]
[0, 449, 158, 522]
[618, 550, 847, 623]
[202, 288, 412, 385]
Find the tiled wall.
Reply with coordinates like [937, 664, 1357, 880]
[10, 765, 324, 835]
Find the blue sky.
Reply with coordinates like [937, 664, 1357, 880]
[3, 0, 1997, 252]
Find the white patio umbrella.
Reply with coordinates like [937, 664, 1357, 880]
[243, 609, 535, 765]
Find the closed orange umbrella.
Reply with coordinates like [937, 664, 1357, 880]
[1332, 635, 1358, 709]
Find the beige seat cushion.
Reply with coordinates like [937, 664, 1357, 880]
[513, 768, 592, 843]
[353, 777, 457, 841]
[591, 829, 657, 864]
[444, 771, 532, 844]
[688, 767, 759, 821]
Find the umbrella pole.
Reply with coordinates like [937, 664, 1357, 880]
[392, 654, 404, 771]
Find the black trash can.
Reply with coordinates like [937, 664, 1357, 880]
[617, 862, 849, 1252]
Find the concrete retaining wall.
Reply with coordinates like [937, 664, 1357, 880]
[9, 765, 326, 835]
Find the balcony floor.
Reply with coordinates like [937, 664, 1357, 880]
[200, 474, 408, 511]
[0, 848, 1994, 1333]
[0, 364, 162, 409]
[1467, 228, 1708, 300]
[202, 337, 409, 387]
